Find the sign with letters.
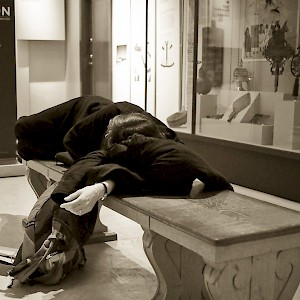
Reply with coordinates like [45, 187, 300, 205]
[0, 0, 16, 159]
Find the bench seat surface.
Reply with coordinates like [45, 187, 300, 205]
[111, 191, 300, 247]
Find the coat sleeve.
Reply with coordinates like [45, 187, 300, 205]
[51, 151, 107, 203]
[142, 138, 233, 194]
[53, 135, 233, 204]
[51, 150, 145, 203]
[110, 135, 233, 195]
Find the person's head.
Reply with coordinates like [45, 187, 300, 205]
[103, 113, 165, 150]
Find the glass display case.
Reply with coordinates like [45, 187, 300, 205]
[111, 0, 300, 152]
[153, 0, 300, 152]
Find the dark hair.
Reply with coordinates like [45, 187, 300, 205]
[103, 113, 165, 150]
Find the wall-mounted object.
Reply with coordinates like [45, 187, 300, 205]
[15, 0, 65, 40]
[161, 41, 174, 68]
[116, 45, 127, 63]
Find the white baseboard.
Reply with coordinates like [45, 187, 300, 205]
[0, 160, 26, 177]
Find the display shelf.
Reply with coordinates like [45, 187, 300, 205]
[195, 92, 276, 145]
[0, 160, 25, 178]
[274, 100, 300, 150]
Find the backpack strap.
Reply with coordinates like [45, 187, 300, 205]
[8, 235, 58, 284]
[19, 183, 59, 263]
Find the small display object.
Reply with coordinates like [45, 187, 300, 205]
[166, 111, 187, 128]
[232, 60, 251, 91]
[196, 66, 212, 95]
[262, 21, 294, 92]
[223, 92, 252, 122]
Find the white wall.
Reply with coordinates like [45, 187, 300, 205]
[155, 0, 181, 124]
[28, 41, 66, 114]
[16, 0, 65, 41]
[15, 0, 81, 117]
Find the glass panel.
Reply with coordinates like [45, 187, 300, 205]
[193, 0, 300, 152]
[110, 0, 192, 127]
[152, 0, 194, 133]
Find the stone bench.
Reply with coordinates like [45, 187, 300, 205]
[24, 160, 300, 300]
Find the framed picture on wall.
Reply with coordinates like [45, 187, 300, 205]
[241, 0, 300, 61]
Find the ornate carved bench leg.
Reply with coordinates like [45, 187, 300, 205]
[142, 228, 206, 300]
[202, 248, 300, 300]
[25, 166, 117, 244]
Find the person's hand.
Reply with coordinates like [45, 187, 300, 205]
[60, 183, 106, 216]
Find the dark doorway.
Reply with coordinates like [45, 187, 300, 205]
[81, 0, 112, 98]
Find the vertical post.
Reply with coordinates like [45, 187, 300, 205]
[191, 0, 199, 134]
[80, 0, 93, 95]
[145, 0, 149, 111]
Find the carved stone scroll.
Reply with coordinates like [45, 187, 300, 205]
[142, 228, 205, 300]
[275, 248, 300, 300]
[203, 248, 300, 300]
[203, 257, 252, 299]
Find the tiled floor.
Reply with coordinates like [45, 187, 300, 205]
[0, 175, 300, 299]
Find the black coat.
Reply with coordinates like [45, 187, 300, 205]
[15, 96, 178, 160]
[51, 134, 233, 204]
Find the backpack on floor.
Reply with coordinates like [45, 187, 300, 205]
[7, 183, 86, 286]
